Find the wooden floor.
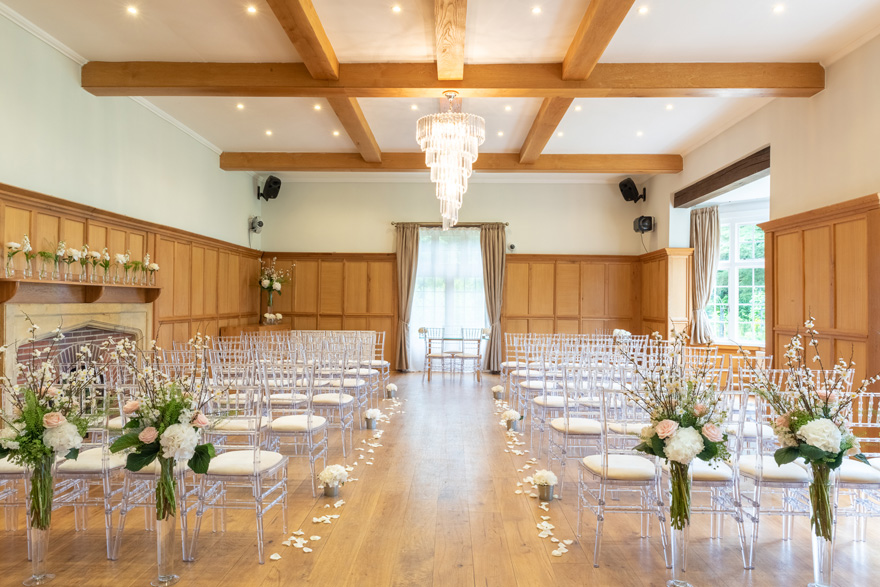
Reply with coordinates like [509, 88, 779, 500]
[2, 373, 879, 586]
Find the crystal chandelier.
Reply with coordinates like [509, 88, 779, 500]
[416, 91, 486, 230]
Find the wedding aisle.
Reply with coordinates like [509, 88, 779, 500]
[2, 373, 880, 586]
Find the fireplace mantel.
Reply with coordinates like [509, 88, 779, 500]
[0, 278, 161, 305]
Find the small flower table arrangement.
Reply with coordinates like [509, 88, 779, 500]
[108, 336, 216, 587]
[318, 464, 348, 497]
[262, 312, 283, 325]
[0, 319, 105, 586]
[743, 318, 876, 587]
[501, 409, 522, 431]
[364, 409, 381, 430]
[385, 383, 397, 399]
[5, 240, 21, 277]
[532, 469, 558, 502]
[622, 331, 729, 587]
[491, 385, 504, 401]
[22, 235, 36, 278]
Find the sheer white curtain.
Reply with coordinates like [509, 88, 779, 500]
[409, 227, 488, 369]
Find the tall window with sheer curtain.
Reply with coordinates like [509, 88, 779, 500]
[409, 227, 487, 368]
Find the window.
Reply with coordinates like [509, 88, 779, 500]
[409, 227, 487, 368]
[705, 202, 768, 345]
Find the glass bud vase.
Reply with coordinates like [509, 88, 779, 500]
[23, 258, 33, 279]
[808, 463, 836, 587]
[667, 461, 693, 587]
[153, 458, 180, 587]
[5, 258, 14, 278]
[25, 455, 55, 586]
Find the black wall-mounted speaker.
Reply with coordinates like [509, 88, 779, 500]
[258, 175, 282, 201]
[619, 177, 646, 203]
[633, 216, 654, 233]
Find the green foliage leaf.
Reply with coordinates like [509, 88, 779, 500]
[187, 443, 215, 474]
[64, 447, 79, 460]
[774, 446, 800, 466]
[123, 418, 141, 430]
[696, 435, 717, 462]
[126, 442, 160, 472]
[109, 432, 142, 453]
[827, 450, 844, 470]
[798, 443, 828, 462]
[853, 453, 870, 466]
[650, 434, 666, 459]
[0, 447, 9, 460]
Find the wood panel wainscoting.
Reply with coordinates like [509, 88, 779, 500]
[261, 252, 399, 367]
[0, 182, 261, 348]
[761, 194, 880, 385]
[500, 248, 693, 338]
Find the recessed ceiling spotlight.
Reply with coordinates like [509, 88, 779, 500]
[392, 5, 402, 13]
[127, 6, 138, 15]
[773, 4, 785, 14]
[665, 103, 674, 110]
[313, 104, 322, 111]
[497, 131, 504, 137]
[265, 130, 273, 136]
[638, 5, 649, 15]
[532, 6, 542, 15]
[236, 103, 245, 110]
[636, 131, 644, 137]
[247, 5, 257, 14]
[410, 104, 418, 110]
[332, 130, 340, 136]
[504, 105, 512, 111]
[557, 132, 564, 137]
[574, 105, 582, 112]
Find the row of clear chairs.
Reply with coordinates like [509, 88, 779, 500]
[422, 327, 484, 381]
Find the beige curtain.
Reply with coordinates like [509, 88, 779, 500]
[480, 223, 506, 372]
[395, 223, 420, 370]
[690, 206, 720, 344]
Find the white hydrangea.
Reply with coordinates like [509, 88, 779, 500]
[797, 418, 842, 454]
[159, 423, 199, 461]
[42, 422, 82, 455]
[663, 426, 704, 465]
[501, 410, 520, 422]
[318, 464, 348, 487]
[532, 469, 558, 486]
[365, 409, 381, 420]
[0, 427, 20, 450]
[491, 385, 504, 393]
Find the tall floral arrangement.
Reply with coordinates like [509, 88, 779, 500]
[743, 318, 876, 544]
[0, 317, 105, 531]
[258, 257, 290, 307]
[108, 336, 215, 521]
[621, 331, 730, 531]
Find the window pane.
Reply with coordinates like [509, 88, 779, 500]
[739, 268, 754, 286]
[755, 268, 765, 286]
[719, 225, 730, 261]
[716, 269, 728, 287]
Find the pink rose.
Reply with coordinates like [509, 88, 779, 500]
[123, 400, 140, 415]
[817, 389, 838, 403]
[655, 419, 679, 439]
[46, 386, 61, 398]
[138, 427, 158, 444]
[191, 413, 209, 428]
[702, 423, 723, 443]
[775, 414, 790, 429]
[693, 404, 707, 417]
[42, 412, 66, 429]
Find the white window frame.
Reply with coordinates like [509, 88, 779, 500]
[708, 200, 769, 346]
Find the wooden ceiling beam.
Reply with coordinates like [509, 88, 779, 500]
[81, 61, 826, 98]
[265, 0, 339, 80]
[435, 0, 468, 80]
[563, 0, 635, 80]
[219, 152, 683, 174]
[519, 97, 573, 164]
[326, 97, 382, 163]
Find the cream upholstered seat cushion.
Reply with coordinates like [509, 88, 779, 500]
[532, 395, 564, 408]
[582, 454, 656, 481]
[360, 359, 390, 367]
[270, 414, 328, 433]
[327, 378, 366, 388]
[663, 459, 733, 482]
[0, 456, 25, 474]
[133, 459, 190, 476]
[550, 417, 601, 435]
[457, 353, 481, 359]
[206, 450, 285, 476]
[869, 457, 880, 471]
[501, 361, 528, 368]
[57, 448, 126, 474]
[839, 459, 880, 484]
[726, 423, 774, 438]
[607, 421, 646, 436]
[210, 418, 268, 432]
[107, 416, 125, 430]
[738, 455, 810, 482]
[512, 369, 544, 378]
[313, 393, 355, 405]
[344, 368, 380, 376]
[268, 393, 308, 404]
[521, 380, 558, 391]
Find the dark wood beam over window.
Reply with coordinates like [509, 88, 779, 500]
[673, 146, 770, 208]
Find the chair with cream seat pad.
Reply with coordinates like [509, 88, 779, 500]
[837, 390, 880, 541]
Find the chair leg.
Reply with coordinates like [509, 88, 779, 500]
[747, 483, 762, 569]
[593, 481, 607, 568]
[111, 475, 132, 560]
[254, 476, 265, 564]
[191, 476, 208, 561]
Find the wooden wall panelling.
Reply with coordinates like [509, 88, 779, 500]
[204, 248, 219, 315]
[528, 263, 555, 316]
[60, 218, 85, 249]
[191, 246, 205, 317]
[502, 263, 529, 316]
[834, 219, 867, 333]
[34, 213, 60, 254]
[3, 205, 31, 273]
[294, 260, 319, 313]
[155, 237, 175, 320]
[637, 248, 693, 337]
[580, 263, 605, 319]
[173, 242, 192, 318]
[344, 261, 368, 314]
[774, 232, 804, 328]
[802, 226, 833, 326]
[368, 261, 394, 314]
[320, 261, 344, 315]
[555, 263, 580, 318]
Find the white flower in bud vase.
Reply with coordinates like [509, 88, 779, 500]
[365, 409, 381, 420]
[21, 236, 32, 254]
[102, 248, 110, 261]
[273, 282, 282, 291]
[532, 470, 558, 486]
[263, 313, 272, 320]
[149, 263, 159, 271]
[115, 253, 126, 265]
[56, 241, 66, 256]
[385, 383, 397, 392]
[274, 313, 282, 320]
[491, 385, 503, 393]
[6, 242, 20, 251]
[482, 327, 491, 335]
[261, 279, 270, 288]
[143, 253, 150, 266]
[501, 409, 521, 422]
[318, 464, 348, 487]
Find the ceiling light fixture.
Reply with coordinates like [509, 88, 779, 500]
[773, 4, 785, 14]
[532, 6, 542, 15]
[638, 5, 649, 15]
[665, 103, 674, 110]
[247, 5, 257, 14]
[127, 6, 138, 15]
[574, 105, 582, 112]
[332, 131, 340, 136]
[411, 104, 418, 110]
[497, 131, 504, 137]
[416, 90, 486, 230]
[392, 5, 402, 13]
[504, 105, 512, 111]
[236, 103, 245, 110]
[557, 132, 564, 137]
[636, 131, 644, 137]
[265, 130, 273, 136]
[313, 104, 322, 111]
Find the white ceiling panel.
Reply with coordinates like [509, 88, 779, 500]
[359, 97, 543, 152]
[602, 1, 880, 63]
[1, 0, 298, 62]
[543, 97, 771, 155]
[144, 97, 358, 152]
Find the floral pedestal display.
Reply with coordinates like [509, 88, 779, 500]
[259, 258, 290, 323]
[808, 464, 835, 587]
[667, 462, 693, 587]
[25, 455, 56, 586]
[318, 465, 347, 499]
[263, 309, 283, 325]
